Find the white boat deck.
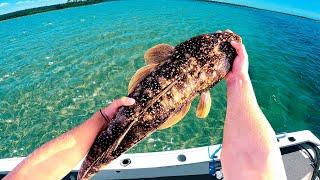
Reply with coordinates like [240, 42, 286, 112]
[0, 130, 319, 179]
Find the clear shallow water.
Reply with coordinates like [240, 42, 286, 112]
[0, 0, 319, 158]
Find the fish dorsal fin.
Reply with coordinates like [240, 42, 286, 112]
[144, 44, 174, 64]
[128, 64, 158, 94]
[196, 91, 211, 118]
[158, 102, 191, 130]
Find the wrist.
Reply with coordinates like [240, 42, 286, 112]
[226, 73, 250, 87]
[90, 111, 108, 131]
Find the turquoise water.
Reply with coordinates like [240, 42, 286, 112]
[0, 0, 319, 159]
[210, 0, 320, 21]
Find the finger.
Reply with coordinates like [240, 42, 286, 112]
[225, 29, 233, 33]
[109, 97, 135, 109]
[231, 41, 247, 58]
[230, 41, 241, 51]
[119, 97, 136, 106]
[239, 43, 248, 59]
[102, 97, 135, 118]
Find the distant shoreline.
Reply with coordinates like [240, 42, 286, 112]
[0, 0, 319, 22]
[202, 0, 319, 22]
[0, 0, 113, 22]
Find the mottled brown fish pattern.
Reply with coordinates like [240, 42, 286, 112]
[78, 31, 242, 179]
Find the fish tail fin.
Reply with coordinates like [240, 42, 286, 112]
[77, 153, 114, 180]
[78, 118, 138, 179]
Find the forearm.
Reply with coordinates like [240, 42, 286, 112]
[5, 112, 106, 180]
[224, 74, 275, 145]
[5, 97, 134, 180]
[221, 74, 286, 179]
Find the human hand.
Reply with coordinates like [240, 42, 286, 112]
[93, 97, 135, 128]
[225, 41, 249, 83]
[102, 97, 135, 120]
[221, 41, 287, 180]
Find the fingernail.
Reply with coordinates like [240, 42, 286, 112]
[127, 98, 135, 104]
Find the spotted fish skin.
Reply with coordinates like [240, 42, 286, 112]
[78, 31, 241, 179]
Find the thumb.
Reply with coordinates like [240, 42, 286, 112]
[102, 97, 135, 118]
[231, 41, 247, 59]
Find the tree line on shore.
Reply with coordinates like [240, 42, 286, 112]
[0, 0, 110, 21]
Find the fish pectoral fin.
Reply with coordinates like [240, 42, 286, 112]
[128, 64, 157, 94]
[144, 43, 174, 64]
[196, 91, 212, 118]
[158, 103, 191, 130]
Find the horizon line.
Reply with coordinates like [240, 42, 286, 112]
[201, 0, 320, 22]
[0, 0, 319, 22]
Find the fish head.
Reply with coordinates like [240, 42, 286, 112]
[173, 30, 241, 89]
[204, 30, 242, 78]
[163, 29, 242, 90]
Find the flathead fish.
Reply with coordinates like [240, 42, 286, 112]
[78, 30, 242, 179]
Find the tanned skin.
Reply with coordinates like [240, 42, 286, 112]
[4, 97, 135, 180]
[221, 41, 287, 180]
